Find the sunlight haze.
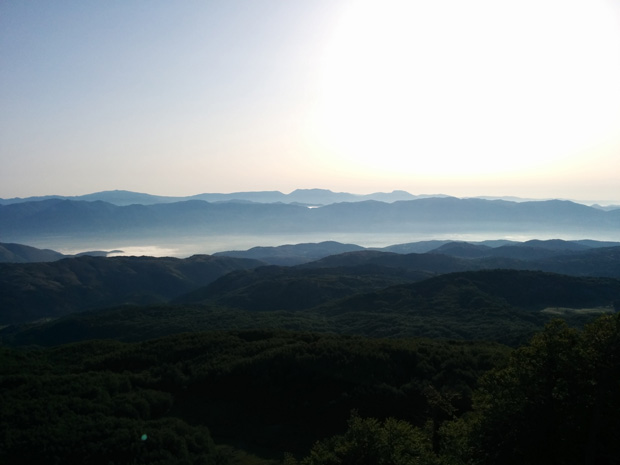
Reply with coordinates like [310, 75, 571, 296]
[1, 0, 619, 203]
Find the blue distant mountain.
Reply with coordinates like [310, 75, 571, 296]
[0, 188, 431, 206]
[1, 195, 619, 244]
[0, 242, 65, 263]
[3, 189, 616, 208]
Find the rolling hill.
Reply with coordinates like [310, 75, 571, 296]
[0, 254, 263, 324]
[304, 246, 620, 278]
[2, 242, 620, 326]
[0, 242, 65, 263]
[212, 241, 365, 266]
[3, 269, 618, 348]
[174, 264, 430, 311]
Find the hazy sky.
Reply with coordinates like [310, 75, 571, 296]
[2, 0, 620, 203]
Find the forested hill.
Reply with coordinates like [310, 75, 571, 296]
[2, 316, 619, 464]
[212, 241, 366, 266]
[304, 245, 620, 278]
[319, 269, 620, 315]
[2, 245, 620, 326]
[3, 238, 619, 265]
[172, 264, 431, 311]
[2, 238, 620, 463]
[0, 254, 263, 324]
[4, 269, 619, 348]
[0, 329, 510, 463]
[0, 242, 65, 263]
[0, 241, 121, 263]
[213, 238, 620, 265]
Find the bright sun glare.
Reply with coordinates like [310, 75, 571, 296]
[311, 0, 620, 180]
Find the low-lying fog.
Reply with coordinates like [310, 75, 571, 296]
[21, 231, 620, 258]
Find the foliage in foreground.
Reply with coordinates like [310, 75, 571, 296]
[288, 414, 438, 465]
[0, 330, 506, 464]
[290, 314, 620, 465]
[1, 314, 619, 464]
[467, 314, 620, 465]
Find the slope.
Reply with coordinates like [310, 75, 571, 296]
[0, 254, 264, 324]
[174, 264, 430, 311]
[0, 242, 65, 263]
[5, 269, 618, 348]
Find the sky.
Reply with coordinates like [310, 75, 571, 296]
[1, 0, 620, 203]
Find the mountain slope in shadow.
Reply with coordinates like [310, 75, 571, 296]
[4, 269, 618, 348]
[0, 242, 65, 263]
[0, 254, 264, 324]
[305, 246, 620, 278]
[174, 264, 430, 311]
[213, 241, 365, 266]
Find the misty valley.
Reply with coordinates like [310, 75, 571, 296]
[5, 0, 620, 462]
[1, 190, 619, 464]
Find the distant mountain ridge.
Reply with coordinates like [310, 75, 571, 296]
[0, 243, 65, 263]
[3, 237, 620, 264]
[216, 238, 620, 265]
[212, 241, 365, 266]
[303, 245, 620, 278]
[2, 197, 619, 243]
[0, 188, 432, 206]
[0, 242, 121, 263]
[3, 189, 618, 208]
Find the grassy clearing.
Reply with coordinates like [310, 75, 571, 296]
[541, 306, 615, 316]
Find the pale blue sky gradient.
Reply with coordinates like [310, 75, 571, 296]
[2, 0, 620, 203]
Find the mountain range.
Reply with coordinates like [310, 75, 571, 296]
[213, 238, 620, 265]
[0, 188, 430, 206]
[0, 242, 65, 263]
[0, 242, 121, 263]
[3, 188, 620, 465]
[4, 238, 619, 265]
[2, 238, 619, 326]
[3, 263, 618, 348]
[3, 188, 618, 208]
[2, 196, 619, 245]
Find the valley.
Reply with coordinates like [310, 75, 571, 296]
[1, 191, 619, 464]
[5, 0, 620, 460]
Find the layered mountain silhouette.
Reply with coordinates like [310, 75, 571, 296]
[212, 241, 365, 265]
[0, 242, 124, 263]
[4, 268, 618, 347]
[5, 238, 617, 265]
[0, 188, 425, 206]
[319, 269, 620, 315]
[2, 188, 619, 345]
[181, 244, 620, 312]
[1, 196, 619, 242]
[2, 240, 619, 326]
[173, 265, 429, 311]
[428, 239, 604, 260]
[303, 245, 620, 278]
[4, 189, 620, 465]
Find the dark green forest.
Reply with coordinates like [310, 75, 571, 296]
[2, 245, 620, 464]
[2, 317, 619, 464]
[4, 269, 619, 348]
